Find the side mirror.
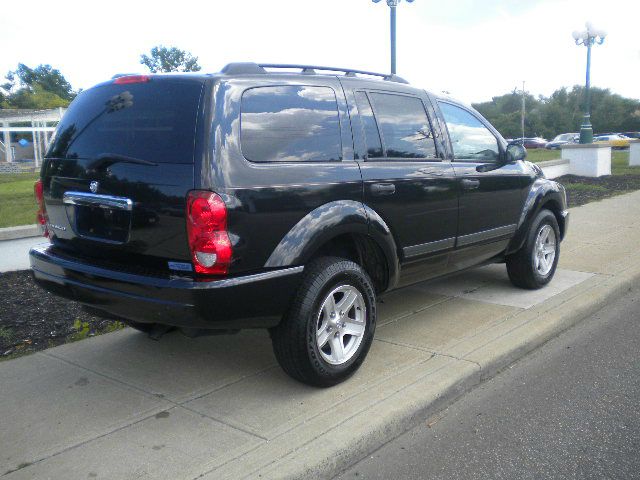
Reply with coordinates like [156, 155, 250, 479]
[476, 143, 526, 173]
[506, 143, 527, 162]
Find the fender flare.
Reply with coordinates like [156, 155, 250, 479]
[506, 179, 567, 255]
[264, 200, 400, 291]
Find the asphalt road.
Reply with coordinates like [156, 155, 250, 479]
[335, 285, 640, 480]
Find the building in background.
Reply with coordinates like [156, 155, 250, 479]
[0, 108, 64, 172]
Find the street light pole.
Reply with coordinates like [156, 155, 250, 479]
[372, 0, 414, 75]
[390, 4, 396, 74]
[572, 22, 606, 144]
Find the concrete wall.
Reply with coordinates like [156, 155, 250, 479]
[538, 159, 570, 179]
[561, 144, 611, 177]
[630, 140, 640, 167]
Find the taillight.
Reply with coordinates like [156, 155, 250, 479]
[186, 191, 232, 275]
[113, 75, 151, 84]
[34, 180, 49, 238]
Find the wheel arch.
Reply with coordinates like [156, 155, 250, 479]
[264, 201, 400, 293]
[507, 179, 568, 255]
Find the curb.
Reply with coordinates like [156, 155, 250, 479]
[0, 225, 41, 241]
[236, 262, 640, 480]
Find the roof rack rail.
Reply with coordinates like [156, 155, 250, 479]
[219, 62, 409, 84]
[220, 62, 267, 75]
[112, 73, 141, 79]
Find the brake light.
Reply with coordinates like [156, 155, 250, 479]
[186, 191, 232, 275]
[34, 180, 49, 238]
[113, 75, 151, 85]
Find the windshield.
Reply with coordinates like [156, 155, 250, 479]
[47, 78, 204, 164]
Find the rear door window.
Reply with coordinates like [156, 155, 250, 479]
[241, 85, 342, 163]
[47, 79, 204, 163]
[368, 92, 437, 159]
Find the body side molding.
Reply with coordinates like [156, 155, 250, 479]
[457, 224, 517, 247]
[403, 237, 455, 258]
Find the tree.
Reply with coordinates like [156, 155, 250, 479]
[1, 63, 75, 109]
[6, 85, 69, 109]
[472, 87, 640, 139]
[3, 64, 74, 101]
[140, 46, 201, 73]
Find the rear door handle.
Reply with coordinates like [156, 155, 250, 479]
[370, 183, 396, 196]
[460, 178, 480, 190]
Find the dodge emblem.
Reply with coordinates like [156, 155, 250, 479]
[89, 181, 99, 193]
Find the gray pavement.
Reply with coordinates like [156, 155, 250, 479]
[1, 191, 640, 479]
[335, 284, 640, 480]
[0, 237, 46, 272]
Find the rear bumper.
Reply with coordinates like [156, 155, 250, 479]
[29, 245, 303, 329]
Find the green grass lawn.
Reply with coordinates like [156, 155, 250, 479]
[0, 173, 40, 228]
[611, 150, 638, 175]
[524, 149, 562, 163]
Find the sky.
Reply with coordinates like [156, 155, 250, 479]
[1, 0, 638, 105]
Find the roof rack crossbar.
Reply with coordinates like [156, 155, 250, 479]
[255, 63, 409, 84]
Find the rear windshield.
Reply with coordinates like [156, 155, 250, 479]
[47, 79, 203, 163]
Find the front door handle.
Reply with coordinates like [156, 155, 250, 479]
[370, 183, 396, 196]
[460, 178, 480, 190]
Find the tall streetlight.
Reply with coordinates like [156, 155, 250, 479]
[372, 0, 415, 75]
[572, 22, 606, 144]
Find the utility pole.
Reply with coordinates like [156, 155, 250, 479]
[521, 81, 525, 145]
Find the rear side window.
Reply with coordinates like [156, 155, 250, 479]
[368, 93, 437, 159]
[439, 102, 499, 162]
[47, 79, 204, 163]
[241, 85, 341, 163]
[354, 91, 383, 159]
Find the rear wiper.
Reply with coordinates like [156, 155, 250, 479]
[88, 153, 158, 170]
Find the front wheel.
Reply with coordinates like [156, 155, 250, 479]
[270, 257, 376, 387]
[506, 209, 560, 289]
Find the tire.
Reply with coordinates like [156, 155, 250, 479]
[506, 209, 560, 290]
[270, 256, 377, 387]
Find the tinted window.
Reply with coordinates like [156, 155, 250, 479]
[369, 93, 437, 159]
[439, 102, 499, 161]
[47, 80, 203, 163]
[354, 91, 383, 159]
[241, 85, 341, 163]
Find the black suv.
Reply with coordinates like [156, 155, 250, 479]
[30, 63, 568, 386]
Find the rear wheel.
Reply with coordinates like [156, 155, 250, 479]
[270, 257, 376, 387]
[507, 209, 560, 289]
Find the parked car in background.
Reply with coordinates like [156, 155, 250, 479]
[594, 134, 631, 149]
[508, 137, 548, 149]
[29, 63, 569, 387]
[622, 132, 640, 140]
[546, 133, 578, 149]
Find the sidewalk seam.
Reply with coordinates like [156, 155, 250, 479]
[374, 338, 482, 370]
[377, 295, 454, 327]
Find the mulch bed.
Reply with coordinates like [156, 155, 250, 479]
[558, 174, 640, 207]
[0, 270, 123, 359]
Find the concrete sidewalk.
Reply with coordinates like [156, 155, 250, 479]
[0, 237, 46, 272]
[2, 191, 640, 480]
